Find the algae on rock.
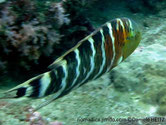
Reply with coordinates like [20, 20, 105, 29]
[112, 44, 166, 116]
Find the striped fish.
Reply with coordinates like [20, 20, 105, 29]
[1, 17, 141, 110]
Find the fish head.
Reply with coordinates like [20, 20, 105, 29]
[122, 19, 141, 60]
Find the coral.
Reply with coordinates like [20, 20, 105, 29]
[0, 0, 70, 76]
[48, 2, 70, 28]
[63, 0, 98, 10]
[0, 0, 96, 78]
[58, 0, 95, 52]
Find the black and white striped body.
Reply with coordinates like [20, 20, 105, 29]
[34, 24, 116, 98]
[2, 17, 141, 109]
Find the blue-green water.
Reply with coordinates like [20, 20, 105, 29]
[1, 0, 166, 125]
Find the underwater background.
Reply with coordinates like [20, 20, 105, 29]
[0, 0, 166, 125]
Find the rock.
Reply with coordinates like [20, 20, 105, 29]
[112, 44, 166, 92]
[50, 121, 63, 125]
[157, 105, 166, 116]
[126, 0, 145, 13]
[111, 44, 166, 115]
[126, 0, 166, 14]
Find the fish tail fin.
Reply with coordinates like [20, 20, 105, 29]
[0, 70, 65, 110]
[0, 71, 52, 99]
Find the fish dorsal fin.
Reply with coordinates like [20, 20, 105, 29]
[48, 39, 84, 69]
[48, 58, 66, 69]
[48, 28, 100, 69]
[48, 45, 77, 69]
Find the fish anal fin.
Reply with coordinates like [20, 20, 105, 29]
[48, 39, 82, 69]
[34, 94, 59, 111]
